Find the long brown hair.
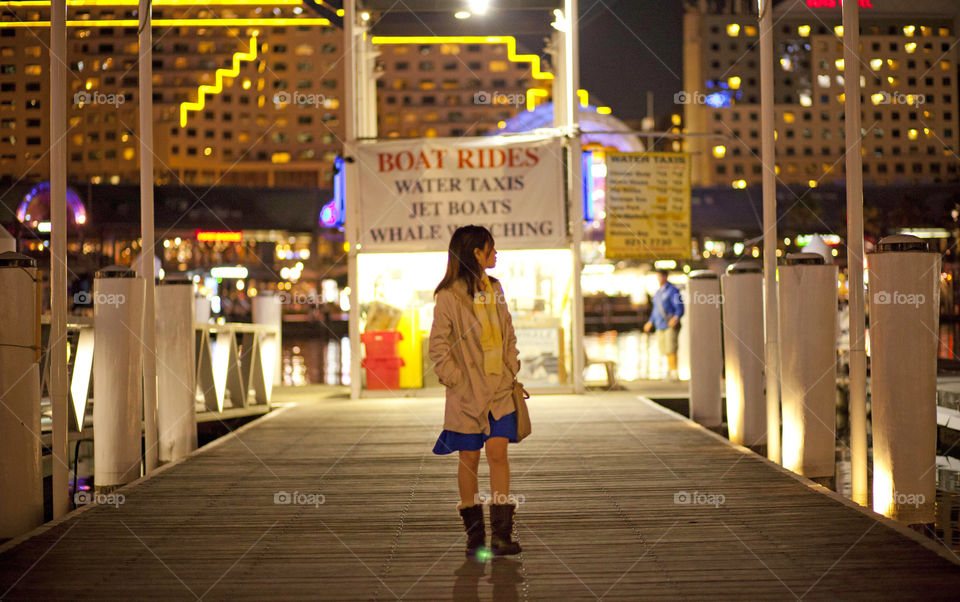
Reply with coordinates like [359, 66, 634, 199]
[435, 225, 494, 297]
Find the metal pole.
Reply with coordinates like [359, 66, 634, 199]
[345, 0, 361, 399]
[49, 0, 69, 519]
[565, 0, 585, 394]
[139, 0, 159, 471]
[758, 0, 780, 463]
[842, 0, 869, 506]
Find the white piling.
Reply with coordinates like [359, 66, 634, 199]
[721, 262, 766, 447]
[687, 270, 723, 427]
[156, 279, 197, 463]
[868, 235, 940, 524]
[93, 267, 145, 490]
[0, 253, 43, 538]
[253, 293, 283, 387]
[779, 253, 838, 479]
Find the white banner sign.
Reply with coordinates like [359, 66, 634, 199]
[356, 135, 565, 252]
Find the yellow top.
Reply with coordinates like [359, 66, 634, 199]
[472, 275, 503, 375]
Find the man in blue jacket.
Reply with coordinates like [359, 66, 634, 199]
[643, 270, 684, 380]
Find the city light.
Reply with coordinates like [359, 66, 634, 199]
[180, 33, 259, 127]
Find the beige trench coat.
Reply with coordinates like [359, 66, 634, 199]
[429, 277, 520, 435]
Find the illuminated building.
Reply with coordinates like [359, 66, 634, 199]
[682, 0, 959, 188]
[0, 1, 343, 187]
[373, 36, 552, 138]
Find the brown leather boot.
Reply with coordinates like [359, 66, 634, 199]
[489, 503, 522, 556]
[459, 504, 486, 559]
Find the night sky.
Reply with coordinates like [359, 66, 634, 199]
[578, 0, 685, 121]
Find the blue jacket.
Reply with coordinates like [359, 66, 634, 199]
[649, 282, 684, 331]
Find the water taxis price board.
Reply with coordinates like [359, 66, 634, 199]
[604, 152, 691, 260]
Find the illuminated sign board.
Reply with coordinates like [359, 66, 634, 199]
[196, 230, 242, 243]
[806, 0, 874, 7]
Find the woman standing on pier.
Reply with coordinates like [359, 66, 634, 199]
[429, 225, 523, 559]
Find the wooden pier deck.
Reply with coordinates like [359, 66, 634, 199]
[2, 387, 959, 600]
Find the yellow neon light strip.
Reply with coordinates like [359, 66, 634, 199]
[0, 18, 330, 28]
[577, 89, 588, 107]
[371, 36, 554, 80]
[180, 33, 258, 127]
[0, 0, 304, 5]
[526, 88, 549, 112]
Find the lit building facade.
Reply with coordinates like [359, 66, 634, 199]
[0, 1, 343, 188]
[374, 37, 552, 139]
[682, 0, 960, 188]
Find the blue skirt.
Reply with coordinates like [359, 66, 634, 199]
[433, 411, 518, 455]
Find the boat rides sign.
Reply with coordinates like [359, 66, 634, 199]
[356, 135, 565, 252]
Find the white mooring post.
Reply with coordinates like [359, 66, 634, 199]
[93, 267, 145, 491]
[779, 253, 838, 482]
[868, 235, 939, 525]
[156, 279, 198, 463]
[721, 262, 766, 447]
[688, 270, 723, 428]
[0, 253, 43, 538]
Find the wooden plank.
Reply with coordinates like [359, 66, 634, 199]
[1, 388, 959, 600]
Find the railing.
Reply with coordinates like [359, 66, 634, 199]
[39, 317, 278, 432]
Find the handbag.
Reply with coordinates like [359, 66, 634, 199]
[508, 361, 531, 441]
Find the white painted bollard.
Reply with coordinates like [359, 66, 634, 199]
[0, 253, 43, 539]
[0, 227, 15, 253]
[157, 278, 197, 463]
[93, 266, 145, 491]
[721, 262, 766, 446]
[195, 295, 211, 324]
[687, 270, 723, 427]
[253, 292, 282, 386]
[779, 253, 838, 479]
[868, 235, 940, 524]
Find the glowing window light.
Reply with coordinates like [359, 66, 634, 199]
[807, 179, 818, 189]
[834, 26, 843, 37]
[869, 58, 882, 71]
[783, 112, 796, 124]
[835, 58, 844, 71]
[870, 93, 885, 105]
[798, 25, 810, 37]
[712, 145, 727, 158]
[908, 128, 918, 140]
[726, 23, 740, 37]
[905, 42, 917, 53]
[454, 11, 471, 19]
[903, 25, 915, 37]
[887, 59, 899, 69]
[727, 76, 741, 90]
[180, 33, 258, 127]
[732, 179, 747, 189]
[799, 93, 812, 107]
